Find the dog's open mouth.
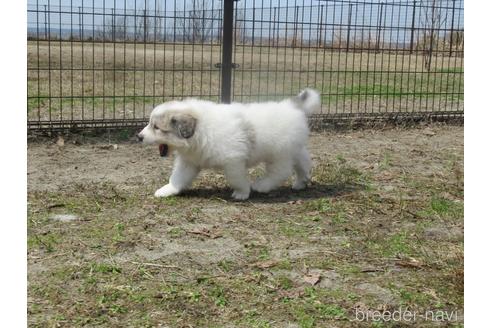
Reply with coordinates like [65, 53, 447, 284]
[159, 144, 169, 157]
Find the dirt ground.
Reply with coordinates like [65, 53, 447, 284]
[27, 125, 463, 327]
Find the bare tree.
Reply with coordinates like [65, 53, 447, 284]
[447, 29, 464, 55]
[177, 0, 220, 43]
[104, 15, 127, 41]
[138, 5, 151, 42]
[98, 1, 163, 42]
[154, 1, 164, 41]
[234, 8, 246, 45]
[420, 0, 448, 71]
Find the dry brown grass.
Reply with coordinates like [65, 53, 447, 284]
[27, 41, 464, 121]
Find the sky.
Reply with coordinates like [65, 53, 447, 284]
[27, 0, 464, 43]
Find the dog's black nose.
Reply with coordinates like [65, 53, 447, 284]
[136, 133, 143, 142]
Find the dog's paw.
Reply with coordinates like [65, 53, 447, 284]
[232, 189, 250, 200]
[154, 184, 179, 198]
[251, 180, 273, 193]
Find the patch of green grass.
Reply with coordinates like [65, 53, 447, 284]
[27, 95, 165, 113]
[368, 232, 415, 258]
[312, 157, 371, 188]
[258, 247, 270, 260]
[385, 233, 413, 257]
[287, 289, 348, 327]
[294, 309, 316, 328]
[167, 227, 185, 238]
[112, 222, 125, 242]
[418, 196, 464, 220]
[90, 262, 122, 274]
[302, 198, 347, 225]
[279, 222, 310, 238]
[385, 283, 435, 308]
[27, 97, 47, 112]
[162, 196, 180, 206]
[435, 67, 464, 73]
[379, 152, 393, 170]
[303, 215, 321, 222]
[244, 244, 272, 261]
[331, 211, 347, 224]
[217, 260, 234, 272]
[304, 198, 332, 213]
[316, 303, 346, 319]
[318, 68, 464, 104]
[28, 232, 61, 253]
[343, 83, 402, 97]
[339, 264, 362, 276]
[431, 197, 453, 214]
[276, 275, 294, 290]
[248, 319, 273, 328]
[190, 291, 202, 302]
[276, 259, 293, 270]
[244, 311, 273, 328]
[210, 286, 228, 307]
[431, 197, 463, 218]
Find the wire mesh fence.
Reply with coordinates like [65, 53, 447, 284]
[27, 0, 464, 131]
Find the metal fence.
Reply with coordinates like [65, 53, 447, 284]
[27, 0, 464, 131]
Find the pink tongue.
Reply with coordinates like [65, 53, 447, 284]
[159, 144, 168, 157]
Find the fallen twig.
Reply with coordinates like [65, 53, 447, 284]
[186, 228, 222, 239]
[130, 261, 180, 269]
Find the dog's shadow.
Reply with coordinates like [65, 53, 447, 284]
[179, 182, 362, 204]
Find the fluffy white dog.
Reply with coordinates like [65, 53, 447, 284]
[137, 89, 320, 200]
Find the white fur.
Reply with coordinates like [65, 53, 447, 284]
[138, 89, 320, 200]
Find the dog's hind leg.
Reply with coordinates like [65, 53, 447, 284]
[155, 157, 199, 197]
[292, 147, 312, 190]
[224, 161, 251, 200]
[252, 158, 293, 193]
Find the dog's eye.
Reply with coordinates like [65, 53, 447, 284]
[153, 125, 160, 131]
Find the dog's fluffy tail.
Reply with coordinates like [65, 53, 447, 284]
[293, 88, 321, 115]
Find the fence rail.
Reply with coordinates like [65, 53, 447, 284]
[27, 0, 464, 131]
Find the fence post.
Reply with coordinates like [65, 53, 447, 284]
[294, 6, 299, 47]
[78, 6, 82, 40]
[44, 5, 48, 39]
[252, 2, 256, 45]
[220, 0, 235, 104]
[409, 0, 416, 54]
[449, 0, 456, 56]
[112, 8, 115, 42]
[346, 3, 353, 52]
[318, 5, 324, 47]
[426, 0, 437, 71]
[268, 7, 277, 47]
[376, 2, 384, 52]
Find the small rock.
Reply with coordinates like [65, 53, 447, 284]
[303, 272, 321, 286]
[50, 214, 79, 222]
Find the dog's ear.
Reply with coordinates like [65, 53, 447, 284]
[170, 113, 197, 139]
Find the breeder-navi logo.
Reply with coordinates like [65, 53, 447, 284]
[354, 307, 459, 323]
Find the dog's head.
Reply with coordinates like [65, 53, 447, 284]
[137, 103, 197, 156]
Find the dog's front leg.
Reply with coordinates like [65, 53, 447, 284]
[224, 161, 251, 200]
[155, 157, 199, 198]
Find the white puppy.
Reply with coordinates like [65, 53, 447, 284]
[137, 89, 320, 200]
